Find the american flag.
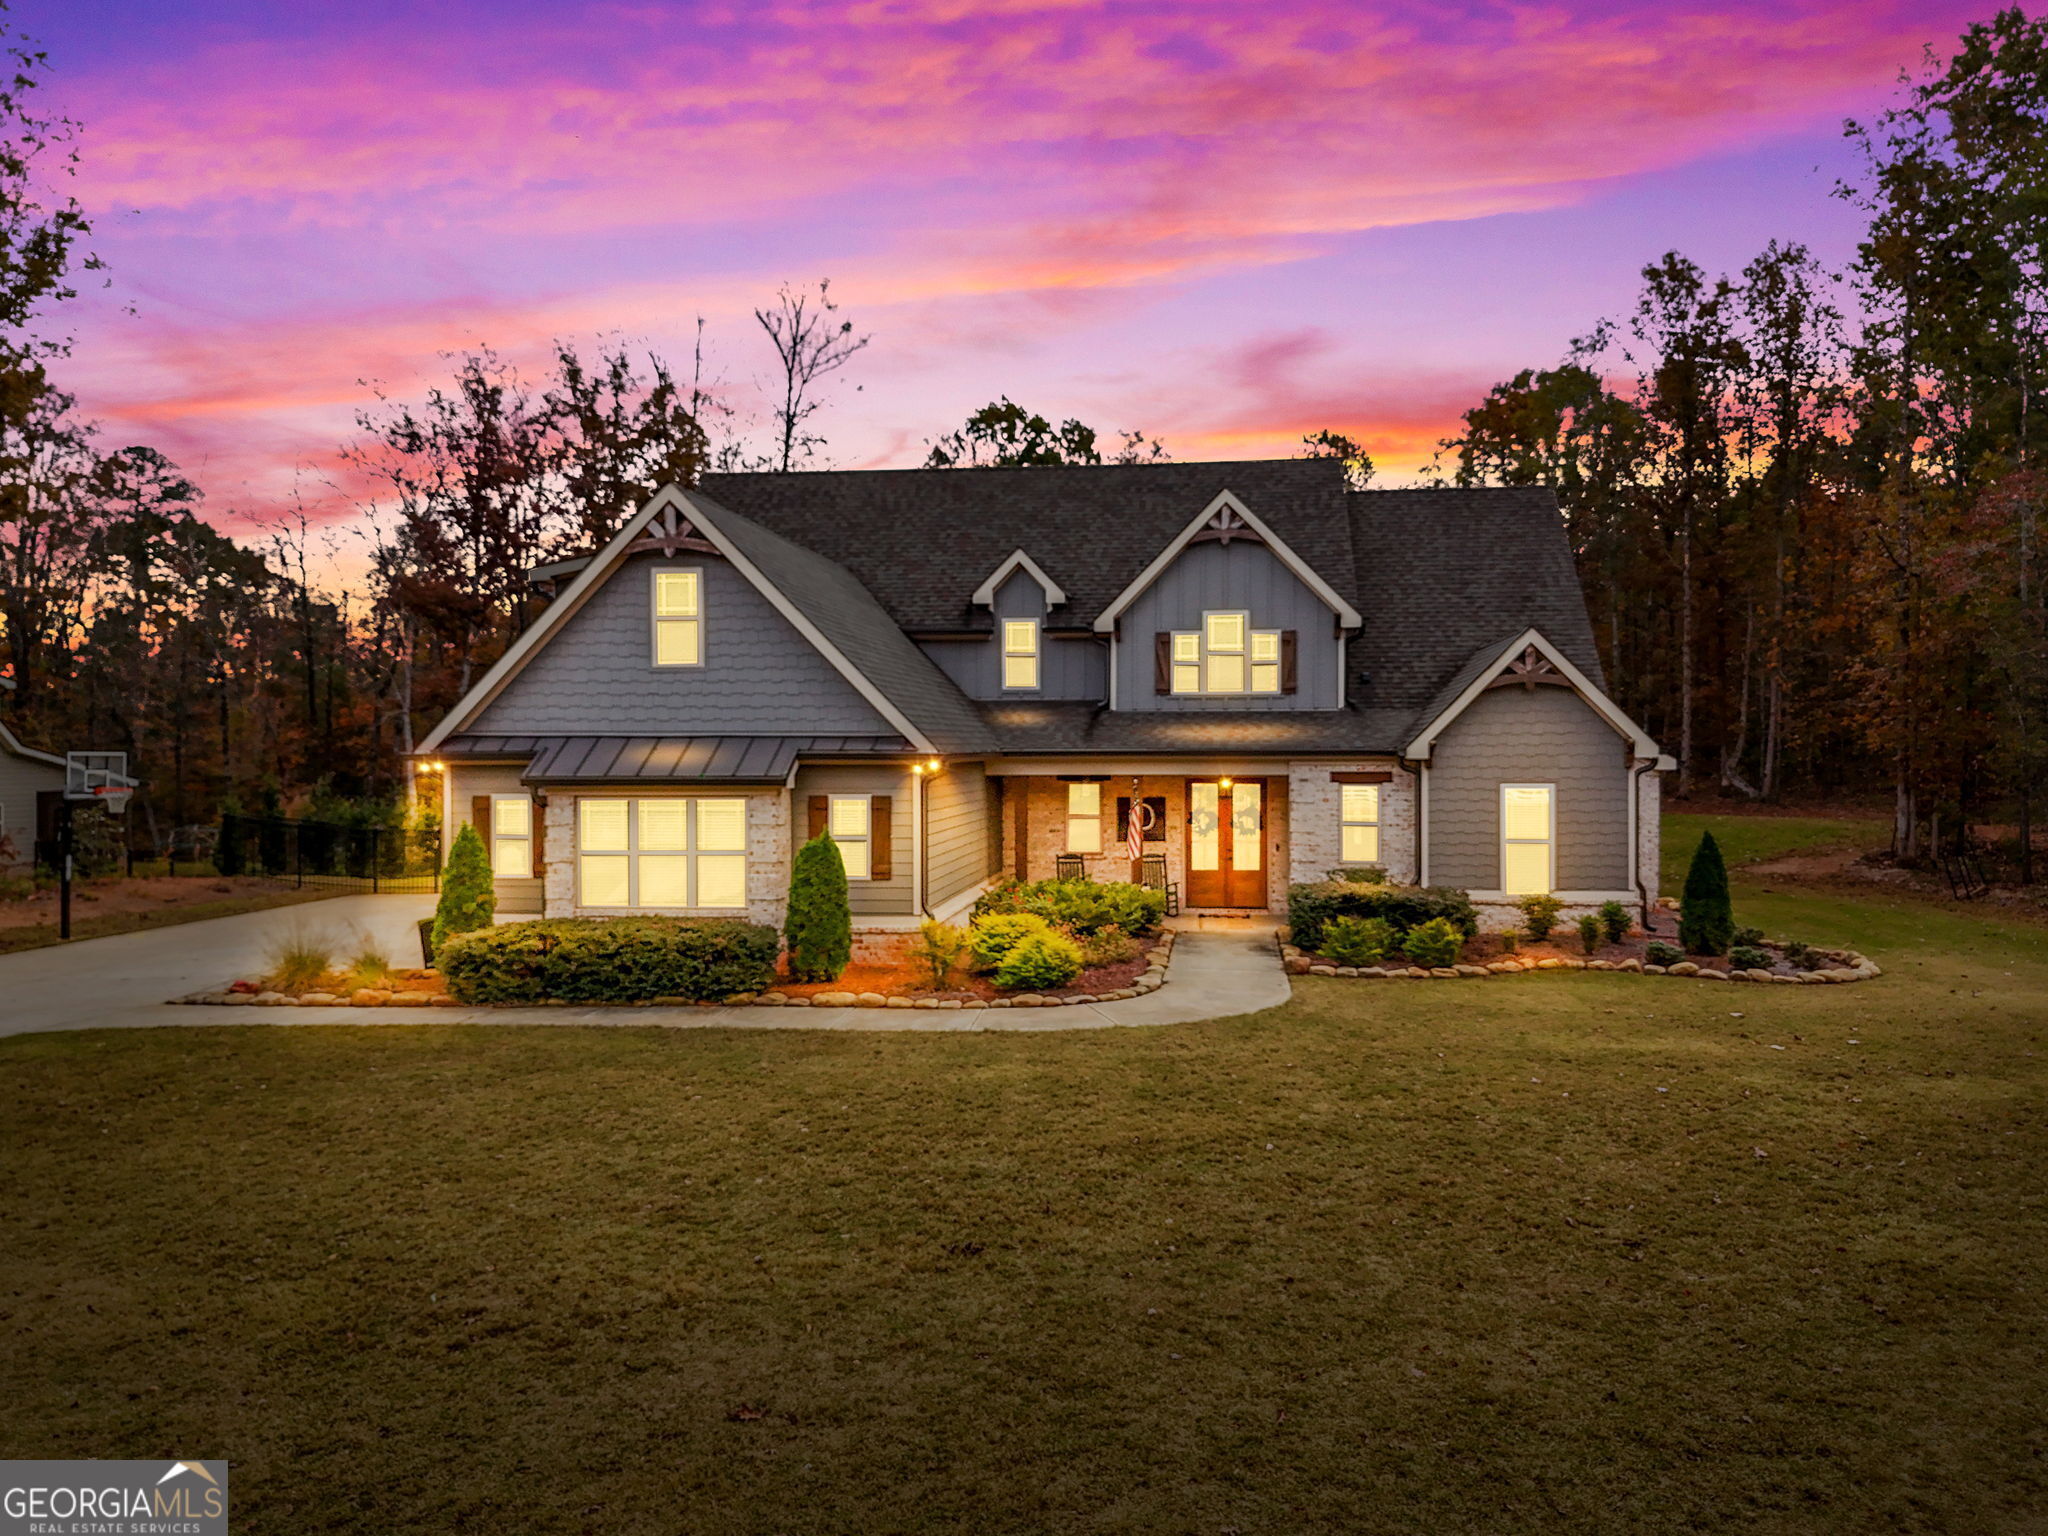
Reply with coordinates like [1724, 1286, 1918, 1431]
[1127, 776, 1144, 872]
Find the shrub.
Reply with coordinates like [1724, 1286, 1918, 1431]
[1517, 893, 1564, 941]
[1401, 917, 1464, 967]
[908, 919, 971, 992]
[1497, 926, 1521, 954]
[1321, 915, 1395, 966]
[1078, 925, 1142, 969]
[1730, 944, 1773, 971]
[1327, 865, 1387, 885]
[971, 912, 1056, 971]
[785, 832, 851, 982]
[432, 823, 497, 954]
[264, 925, 335, 992]
[972, 878, 1166, 936]
[1286, 881, 1478, 952]
[1784, 940, 1823, 971]
[1577, 913, 1601, 954]
[1678, 831, 1734, 956]
[439, 916, 778, 1004]
[993, 930, 1084, 992]
[1733, 925, 1766, 948]
[1599, 900, 1632, 945]
[1645, 940, 1684, 967]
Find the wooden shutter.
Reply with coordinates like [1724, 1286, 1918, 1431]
[1154, 632, 1172, 693]
[471, 795, 490, 832]
[870, 795, 893, 880]
[531, 798, 545, 878]
[1280, 630, 1299, 694]
[807, 795, 828, 840]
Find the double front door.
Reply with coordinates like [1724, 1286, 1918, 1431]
[1185, 778, 1266, 908]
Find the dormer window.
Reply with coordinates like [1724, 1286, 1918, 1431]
[1168, 612, 1283, 695]
[652, 569, 702, 667]
[1002, 619, 1040, 690]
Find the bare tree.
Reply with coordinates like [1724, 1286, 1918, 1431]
[754, 280, 869, 472]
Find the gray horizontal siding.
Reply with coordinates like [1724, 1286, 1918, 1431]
[791, 764, 914, 916]
[0, 748, 63, 870]
[1113, 540, 1341, 711]
[475, 552, 893, 736]
[1427, 687, 1631, 891]
[925, 760, 997, 907]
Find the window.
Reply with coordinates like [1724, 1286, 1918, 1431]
[1169, 611, 1283, 695]
[1500, 784, 1554, 895]
[652, 569, 702, 667]
[1340, 783, 1380, 865]
[577, 797, 747, 909]
[490, 795, 533, 879]
[828, 795, 873, 880]
[1066, 782, 1102, 854]
[1002, 619, 1039, 689]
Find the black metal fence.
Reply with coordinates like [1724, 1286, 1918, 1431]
[211, 814, 441, 893]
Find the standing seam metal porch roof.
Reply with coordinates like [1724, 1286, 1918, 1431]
[445, 734, 911, 782]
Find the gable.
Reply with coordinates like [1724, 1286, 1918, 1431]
[470, 551, 896, 737]
[1404, 630, 1657, 761]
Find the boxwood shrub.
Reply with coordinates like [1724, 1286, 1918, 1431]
[439, 916, 779, 1004]
[1286, 880, 1478, 952]
[971, 878, 1166, 936]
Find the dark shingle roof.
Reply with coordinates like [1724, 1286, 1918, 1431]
[984, 702, 1420, 755]
[1344, 486, 1601, 724]
[700, 458, 1357, 631]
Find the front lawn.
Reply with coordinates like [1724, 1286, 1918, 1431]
[1662, 809, 1886, 894]
[2, 882, 2043, 1532]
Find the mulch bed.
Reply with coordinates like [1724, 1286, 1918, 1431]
[773, 954, 1150, 1002]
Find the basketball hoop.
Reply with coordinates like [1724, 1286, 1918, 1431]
[66, 750, 134, 814]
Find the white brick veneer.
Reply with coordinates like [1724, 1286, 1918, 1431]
[1285, 759, 1417, 887]
[542, 787, 790, 929]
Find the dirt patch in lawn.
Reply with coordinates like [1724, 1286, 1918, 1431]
[0, 875, 301, 930]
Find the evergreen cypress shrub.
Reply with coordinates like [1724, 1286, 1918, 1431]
[1598, 900, 1632, 945]
[1577, 913, 1601, 954]
[431, 822, 497, 954]
[785, 832, 851, 983]
[1678, 831, 1735, 955]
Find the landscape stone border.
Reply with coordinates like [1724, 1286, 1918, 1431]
[174, 933, 1177, 1010]
[1277, 935, 1880, 985]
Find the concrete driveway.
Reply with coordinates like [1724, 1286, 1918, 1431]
[0, 897, 1290, 1037]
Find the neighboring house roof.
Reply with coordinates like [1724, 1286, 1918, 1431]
[0, 720, 68, 770]
[523, 734, 908, 784]
[699, 458, 1360, 632]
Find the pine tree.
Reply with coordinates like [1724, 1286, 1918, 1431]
[431, 822, 497, 955]
[1678, 831, 1734, 956]
[785, 832, 851, 982]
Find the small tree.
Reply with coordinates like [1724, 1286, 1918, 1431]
[1678, 831, 1734, 956]
[785, 832, 851, 982]
[431, 822, 496, 955]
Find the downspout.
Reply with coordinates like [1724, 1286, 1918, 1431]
[1413, 759, 1428, 886]
[1630, 756, 1656, 932]
[915, 764, 931, 919]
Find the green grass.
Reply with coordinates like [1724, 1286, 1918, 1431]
[1662, 811, 1884, 896]
[0, 886, 344, 955]
[2, 880, 2044, 1533]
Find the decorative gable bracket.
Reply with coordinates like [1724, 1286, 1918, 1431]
[1485, 644, 1571, 691]
[1188, 502, 1262, 547]
[623, 503, 718, 557]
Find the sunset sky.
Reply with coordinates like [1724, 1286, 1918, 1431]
[28, 0, 1987, 540]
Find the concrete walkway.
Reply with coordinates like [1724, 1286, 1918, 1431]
[0, 897, 1291, 1036]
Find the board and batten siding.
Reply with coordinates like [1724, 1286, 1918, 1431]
[791, 764, 915, 916]
[1426, 686, 1632, 893]
[447, 761, 544, 913]
[0, 746, 63, 871]
[920, 570, 1107, 701]
[923, 760, 998, 908]
[472, 551, 894, 736]
[1111, 540, 1342, 711]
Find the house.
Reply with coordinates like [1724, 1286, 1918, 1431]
[0, 700, 71, 874]
[419, 460, 1670, 939]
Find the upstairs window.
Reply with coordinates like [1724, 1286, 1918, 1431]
[1167, 612, 1284, 695]
[652, 569, 702, 667]
[1002, 619, 1040, 690]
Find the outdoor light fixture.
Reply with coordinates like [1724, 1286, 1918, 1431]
[926, 757, 941, 773]
[1219, 776, 1234, 790]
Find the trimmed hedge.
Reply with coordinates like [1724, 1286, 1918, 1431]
[1286, 880, 1478, 952]
[972, 878, 1166, 936]
[439, 916, 779, 1004]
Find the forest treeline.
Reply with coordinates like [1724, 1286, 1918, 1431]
[0, 5, 2043, 875]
